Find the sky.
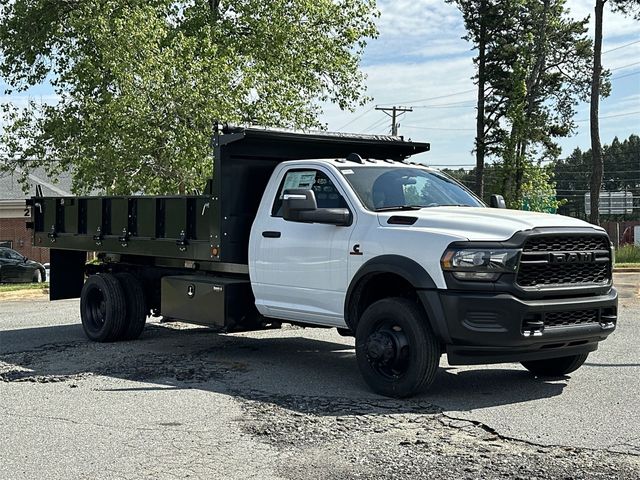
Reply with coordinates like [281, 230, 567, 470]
[0, 0, 638, 170]
[320, 0, 640, 167]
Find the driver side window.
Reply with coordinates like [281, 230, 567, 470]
[271, 169, 347, 217]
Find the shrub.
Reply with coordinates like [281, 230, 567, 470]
[615, 244, 640, 264]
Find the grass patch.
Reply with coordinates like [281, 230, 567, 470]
[615, 245, 640, 265]
[614, 263, 640, 269]
[0, 283, 49, 293]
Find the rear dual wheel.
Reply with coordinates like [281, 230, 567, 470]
[114, 272, 147, 340]
[80, 273, 147, 342]
[80, 274, 126, 342]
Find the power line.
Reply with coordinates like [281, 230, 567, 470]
[402, 110, 639, 134]
[410, 103, 476, 109]
[377, 89, 476, 107]
[403, 124, 475, 132]
[610, 61, 640, 71]
[430, 164, 477, 167]
[362, 116, 391, 133]
[336, 107, 375, 131]
[611, 70, 640, 81]
[557, 194, 640, 197]
[603, 40, 640, 54]
[575, 110, 640, 122]
[429, 149, 640, 169]
[555, 171, 640, 175]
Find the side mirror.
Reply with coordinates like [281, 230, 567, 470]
[490, 194, 506, 209]
[283, 189, 352, 226]
[282, 188, 317, 217]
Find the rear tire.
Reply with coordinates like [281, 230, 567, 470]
[80, 274, 127, 342]
[355, 297, 440, 398]
[114, 272, 147, 340]
[521, 353, 589, 377]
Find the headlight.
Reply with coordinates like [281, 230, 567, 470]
[441, 248, 520, 281]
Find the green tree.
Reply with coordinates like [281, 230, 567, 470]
[555, 134, 640, 219]
[589, 0, 639, 225]
[0, 0, 378, 194]
[520, 163, 563, 213]
[450, 0, 597, 208]
[446, 0, 520, 198]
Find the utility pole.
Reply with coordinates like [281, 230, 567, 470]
[375, 106, 413, 136]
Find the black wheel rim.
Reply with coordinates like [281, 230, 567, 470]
[364, 319, 410, 379]
[84, 287, 107, 334]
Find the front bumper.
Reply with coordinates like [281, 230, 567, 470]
[419, 288, 618, 365]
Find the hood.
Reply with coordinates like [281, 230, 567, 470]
[377, 207, 602, 241]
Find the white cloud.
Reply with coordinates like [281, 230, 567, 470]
[565, 0, 640, 39]
[376, 0, 463, 38]
[321, 0, 640, 167]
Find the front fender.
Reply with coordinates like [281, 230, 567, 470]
[344, 255, 451, 343]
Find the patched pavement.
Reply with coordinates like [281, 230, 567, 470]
[0, 273, 638, 479]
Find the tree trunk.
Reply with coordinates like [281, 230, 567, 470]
[589, 0, 605, 225]
[209, 0, 220, 23]
[514, 139, 525, 204]
[475, 1, 487, 199]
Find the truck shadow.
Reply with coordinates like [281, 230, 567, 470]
[0, 322, 567, 416]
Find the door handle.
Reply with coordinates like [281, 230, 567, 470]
[262, 231, 281, 238]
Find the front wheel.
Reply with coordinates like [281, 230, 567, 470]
[521, 353, 589, 377]
[355, 297, 440, 398]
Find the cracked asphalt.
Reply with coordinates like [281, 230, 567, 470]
[0, 273, 638, 479]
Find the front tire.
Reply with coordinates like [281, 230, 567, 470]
[521, 353, 589, 377]
[80, 274, 127, 342]
[355, 297, 440, 398]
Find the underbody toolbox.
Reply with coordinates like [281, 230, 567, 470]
[161, 275, 253, 327]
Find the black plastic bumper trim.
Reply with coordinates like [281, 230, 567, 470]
[418, 287, 617, 366]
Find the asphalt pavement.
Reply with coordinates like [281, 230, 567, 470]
[0, 273, 638, 479]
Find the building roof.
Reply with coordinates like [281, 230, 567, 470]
[0, 167, 73, 200]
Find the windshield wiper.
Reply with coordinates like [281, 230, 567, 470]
[427, 203, 471, 207]
[374, 205, 423, 212]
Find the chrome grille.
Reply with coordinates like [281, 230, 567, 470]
[516, 234, 611, 289]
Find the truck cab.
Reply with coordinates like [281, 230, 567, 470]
[29, 126, 618, 398]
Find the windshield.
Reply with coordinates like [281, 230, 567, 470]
[338, 166, 484, 211]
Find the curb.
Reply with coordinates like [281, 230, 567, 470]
[613, 268, 640, 273]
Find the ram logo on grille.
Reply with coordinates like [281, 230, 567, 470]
[516, 234, 611, 288]
[548, 251, 595, 264]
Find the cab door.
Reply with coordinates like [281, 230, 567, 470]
[251, 167, 355, 326]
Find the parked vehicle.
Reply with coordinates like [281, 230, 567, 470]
[0, 247, 46, 283]
[27, 126, 617, 397]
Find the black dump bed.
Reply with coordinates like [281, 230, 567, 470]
[29, 126, 430, 268]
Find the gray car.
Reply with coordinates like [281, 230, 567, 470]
[0, 247, 46, 283]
